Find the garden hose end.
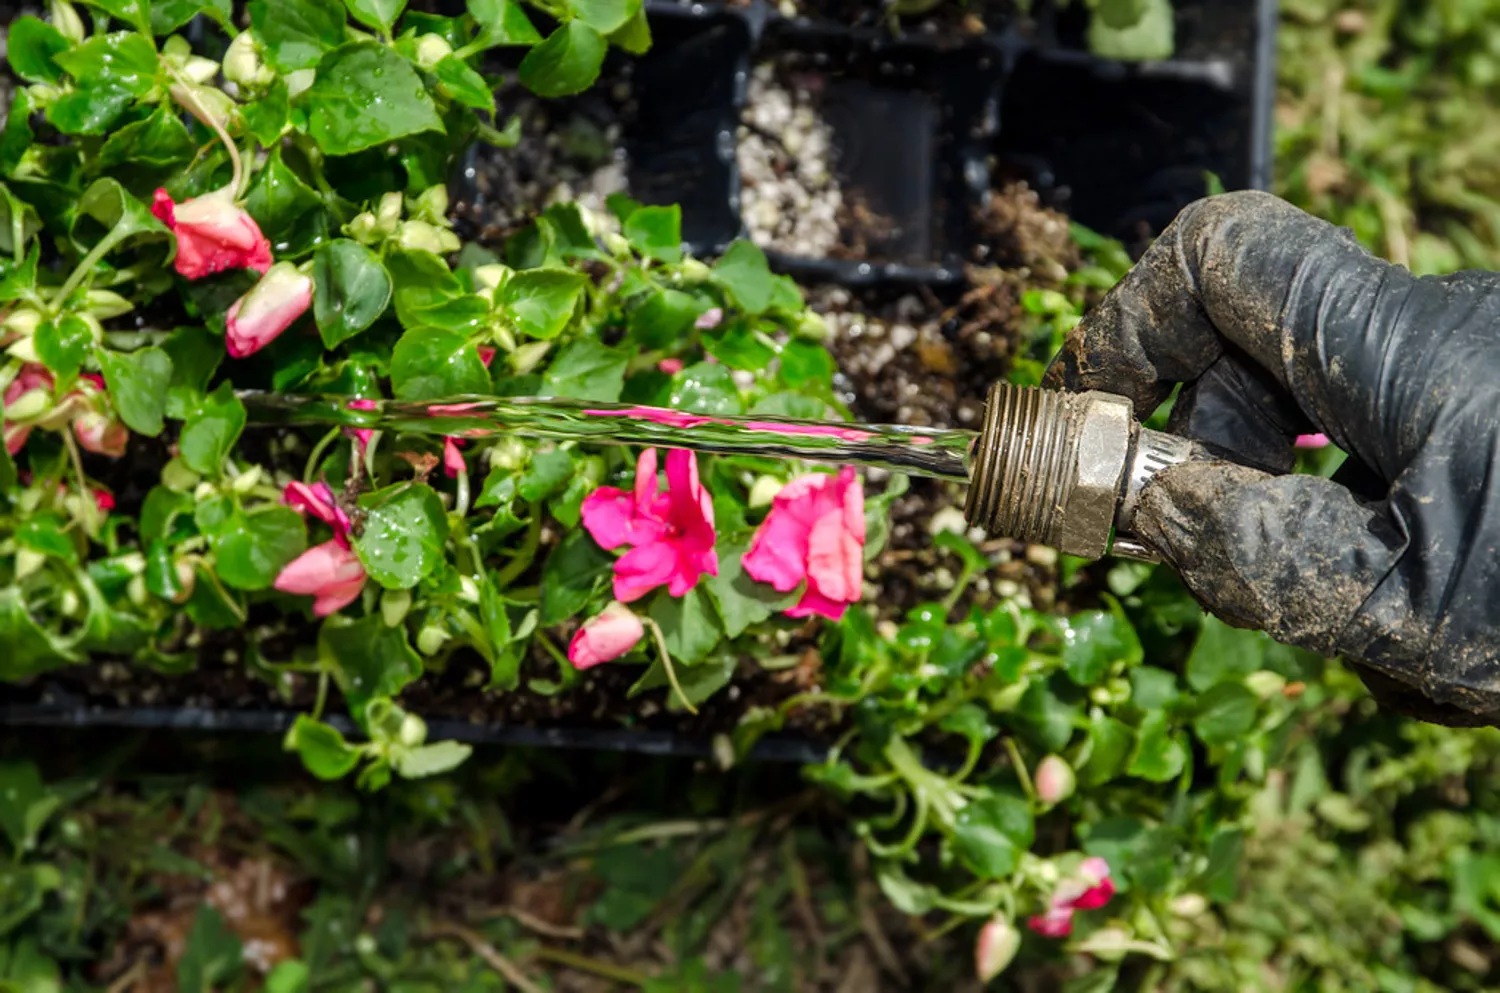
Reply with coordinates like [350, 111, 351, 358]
[962, 383, 1194, 562]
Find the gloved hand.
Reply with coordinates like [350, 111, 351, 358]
[1044, 189, 1500, 727]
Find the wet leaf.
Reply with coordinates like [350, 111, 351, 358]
[285, 715, 362, 780]
[434, 55, 494, 112]
[354, 483, 449, 589]
[712, 241, 774, 314]
[345, 0, 406, 32]
[518, 22, 608, 99]
[391, 327, 491, 399]
[1193, 682, 1260, 746]
[1128, 711, 1186, 782]
[623, 204, 681, 263]
[313, 239, 392, 347]
[209, 505, 307, 591]
[540, 530, 611, 624]
[6, 17, 69, 85]
[320, 614, 422, 714]
[500, 268, 587, 339]
[952, 792, 1034, 879]
[704, 540, 797, 638]
[251, 0, 347, 71]
[542, 339, 627, 402]
[179, 383, 246, 477]
[54, 32, 158, 96]
[468, 0, 542, 48]
[306, 43, 444, 156]
[97, 346, 172, 436]
[649, 587, 721, 664]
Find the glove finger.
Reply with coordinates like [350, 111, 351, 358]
[1132, 460, 1415, 690]
[1164, 351, 1312, 475]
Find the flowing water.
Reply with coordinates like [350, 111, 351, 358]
[238, 392, 976, 482]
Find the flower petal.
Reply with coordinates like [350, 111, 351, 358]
[742, 504, 813, 592]
[784, 587, 849, 621]
[805, 508, 863, 605]
[567, 602, 644, 669]
[274, 540, 367, 618]
[613, 541, 680, 602]
[581, 487, 638, 550]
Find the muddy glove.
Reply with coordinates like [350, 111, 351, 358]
[1043, 189, 1500, 727]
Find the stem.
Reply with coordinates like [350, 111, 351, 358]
[1004, 737, 1036, 802]
[62, 431, 99, 535]
[941, 564, 976, 613]
[455, 465, 471, 519]
[427, 922, 545, 993]
[493, 506, 542, 587]
[303, 426, 341, 485]
[165, 63, 245, 198]
[312, 670, 330, 720]
[50, 231, 122, 313]
[643, 616, 697, 715]
[533, 946, 649, 987]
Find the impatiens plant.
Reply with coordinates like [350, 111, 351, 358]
[0, 0, 1340, 985]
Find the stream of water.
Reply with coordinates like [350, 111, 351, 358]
[238, 392, 976, 482]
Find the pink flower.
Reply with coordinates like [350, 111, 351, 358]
[73, 410, 129, 457]
[274, 540, 367, 617]
[694, 307, 723, 330]
[742, 467, 865, 621]
[93, 488, 114, 512]
[658, 358, 684, 374]
[443, 437, 466, 478]
[1034, 755, 1075, 805]
[580, 448, 718, 602]
[1296, 433, 1330, 449]
[3, 364, 53, 455]
[1027, 857, 1115, 938]
[283, 481, 352, 543]
[567, 601, 645, 670]
[478, 346, 497, 367]
[226, 262, 313, 358]
[151, 189, 273, 280]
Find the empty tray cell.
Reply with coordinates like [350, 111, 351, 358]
[737, 26, 1000, 278]
[628, 6, 755, 255]
[990, 49, 1251, 251]
[1038, 0, 1261, 65]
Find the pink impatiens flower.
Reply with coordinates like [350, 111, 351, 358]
[1027, 857, 1115, 938]
[568, 601, 645, 670]
[151, 188, 273, 280]
[226, 262, 313, 358]
[657, 357, 684, 374]
[3, 364, 53, 455]
[580, 448, 718, 602]
[274, 481, 367, 617]
[1296, 433, 1330, 449]
[443, 437, 466, 478]
[742, 467, 866, 621]
[346, 398, 378, 455]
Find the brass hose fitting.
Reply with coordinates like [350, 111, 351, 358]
[963, 383, 1194, 562]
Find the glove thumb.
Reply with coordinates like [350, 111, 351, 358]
[1131, 460, 1403, 659]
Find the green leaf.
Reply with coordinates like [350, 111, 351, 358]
[518, 449, 574, 502]
[0, 761, 60, 855]
[607, 5, 651, 53]
[210, 506, 307, 591]
[264, 962, 311, 993]
[285, 715, 362, 780]
[1079, 715, 1134, 788]
[35, 315, 93, 389]
[568, 0, 639, 33]
[540, 529, 612, 624]
[541, 339, 627, 402]
[704, 539, 798, 638]
[177, 906, 243, 993]
[630, 651, 735, 709]
[345, 0, 407, 32]
[97, 108, 196, 171]
[149, 0, 234, 34]
[393, 740, 472, 778]
[312, 240, 392, 347]
[306, 44, 445, 156]
[54, 33, 158, 96]
[518, 21, 608, 99]
[17, 515, 79, 565]
[244, 149, 323, 248]
[1088, 0, 1173, 61]
[75, 177, 172, 255]
[627, 288, 702, 349]
[1192, 682, 1260, 746]
[354, 483, 449, 589]
[391, 328, 491, 399]
[1061, 610, 1141, 686]
[162, 326, 223, 419]
[713, 241, 774, 314]
[434, 55, 495, 112]
[250, 0, 347, 72]
[951, 792, 1034, 879]
[667, 361, 742, 415]
[1185, 614, 1265, 691]
[703, 323, 774, 370]
[468, 0, 543, 48]
[648, 587, 721, 664]
[96, 346, 172, 436]
[1127, 711, 1186, 782]
[6, 17, 69, 85]
[180, 384, 246, 477]
[623, 204, 681, 263]
[79, 0, 150, 32]
[45, 82, 134, 135]
[779, 340, 834, 388]
[320, 614, 422, 714]
[501, 268, 587, 340]
[1014, 677, 1078, 753]
[0, 191, 41, 266]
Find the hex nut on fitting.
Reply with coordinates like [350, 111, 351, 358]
[1059, 392, 1133, 558]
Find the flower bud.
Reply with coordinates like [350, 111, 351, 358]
[193, 481, 217, 502]
[15, 547, 46, 581]
[73, 410, 129, 457]
[603, 232, 630, 257]
[1245, 670, 1286, 700]
[413, 184, 449, 222]
[398, 712, 427, 747]
[127, 575, 148, 607]
[796, 310, 830, 341]
[489, 436, 529, 471]
[223, 31, 275, 89]
[510, 340, 551, 375]
[2, 308, 42, 340]
[170, 82, 235, 130]
[417, 624, 450, 656]
[83, 290, 134, 320]
[414, 33, 453, 70]
[182, 55, 220, 86]
[398, 220, 460, 255]
[59, 588, 81, 616]
[161, 458, 200, 492]
[376, 191, 404, 232]
[472, 263, 513, 297]
[1034, 755, 1076, 806]
[677, 258, 711, 282]
[975, 916, 1020, 982]
[6, 335, 40, 364]
[173, 559, 197, 603]
[285, 69, 316, 98]
[47, 0, 85, 43]
[346, 212, 381, 245]
[380, 588, 412, 627]
[1171, 893, 1209, 918]
[458, 575, 480, 604]
[230, 465, 263, 493]
[226, 262, 313, 359]
[24, 84, 61, 110]
[4, 387, 50, 423]
[748, 475, 784, 508]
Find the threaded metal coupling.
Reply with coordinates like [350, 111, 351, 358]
[963, 383, 1193, 561]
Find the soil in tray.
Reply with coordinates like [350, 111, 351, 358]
[736, 38, 971, 268]
[771, 0, 1022, 39]
[14, 186, 1074, 746]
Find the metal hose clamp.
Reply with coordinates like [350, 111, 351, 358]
[963, 383, 1193, 562]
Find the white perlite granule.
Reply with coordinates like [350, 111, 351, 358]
[736, 63, 843, 257]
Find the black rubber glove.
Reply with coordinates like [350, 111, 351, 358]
[1043, 190, 1500, 727]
